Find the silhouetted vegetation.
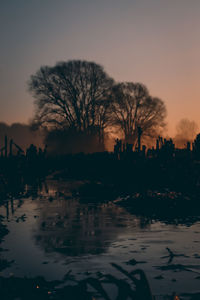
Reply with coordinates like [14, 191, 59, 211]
[174, 118, 198, 148]
[29, 60, 114, 151]
[1, 132, 200, 198]
[0, 263, 169, 300]
[28, 60, 167, 153]
[1, 145, 200, 299]
[44, 128, 105, 155]
[1, 59, 200, 300]
[110, 82, 166, 145]
[1, 133, 200, 230]
[0, 122, 44, 152]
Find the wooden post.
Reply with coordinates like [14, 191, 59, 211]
[156, 138, 159, 151]
[4, 135, 7, 158]
[187, 141, 190, 151]
[9, 139, 13, 157]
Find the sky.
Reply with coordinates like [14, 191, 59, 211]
[1, 0, 200, 136]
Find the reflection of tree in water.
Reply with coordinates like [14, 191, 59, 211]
[33, 181, 141, 256]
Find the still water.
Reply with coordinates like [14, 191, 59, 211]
[1, 180, 200, 297]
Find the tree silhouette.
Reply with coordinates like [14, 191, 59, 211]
[28, 60, 114, 144]
[110, 82, 166, 144]
[174, 118, 198, 148]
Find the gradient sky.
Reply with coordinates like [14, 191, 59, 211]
[1, 0, 200, 135]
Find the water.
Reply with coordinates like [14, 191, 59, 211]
[1, 179, 200, 297]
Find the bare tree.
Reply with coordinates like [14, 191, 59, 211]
[174, 118, 198, 148]
[28, 60, 114, 144]
[110, 82, 166, 144]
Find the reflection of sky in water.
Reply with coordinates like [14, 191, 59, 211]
[1, 180, 200, 296]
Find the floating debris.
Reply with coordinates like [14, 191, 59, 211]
[125, 258, 146, 266]
[15, 214, 26, 223]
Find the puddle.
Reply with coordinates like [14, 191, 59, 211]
[0, 179, 200, 297]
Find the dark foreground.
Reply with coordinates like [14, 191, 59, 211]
[1, 153, 200, 299]
[1, 178, 200, 300]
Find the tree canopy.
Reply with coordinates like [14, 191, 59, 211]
[29, 60, 114, 143]
[174, 118, 198, 148]
[29, 60, 167, 151]
[110, 82, 166, 144]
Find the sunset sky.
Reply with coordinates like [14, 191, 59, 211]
[1, 0, 200, 136]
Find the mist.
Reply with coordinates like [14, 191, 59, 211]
[174, 119, 198, 148]
[45, 129, 106, 155]
[0, 122, 44, 152]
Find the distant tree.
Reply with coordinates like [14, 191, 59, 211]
[28, 60, 114, 145]
[110, 82, 166, 144]
[174, 118, 198, 148]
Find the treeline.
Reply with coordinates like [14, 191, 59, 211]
[28, 60, 166, 154]
[1, 61, 198, 155]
